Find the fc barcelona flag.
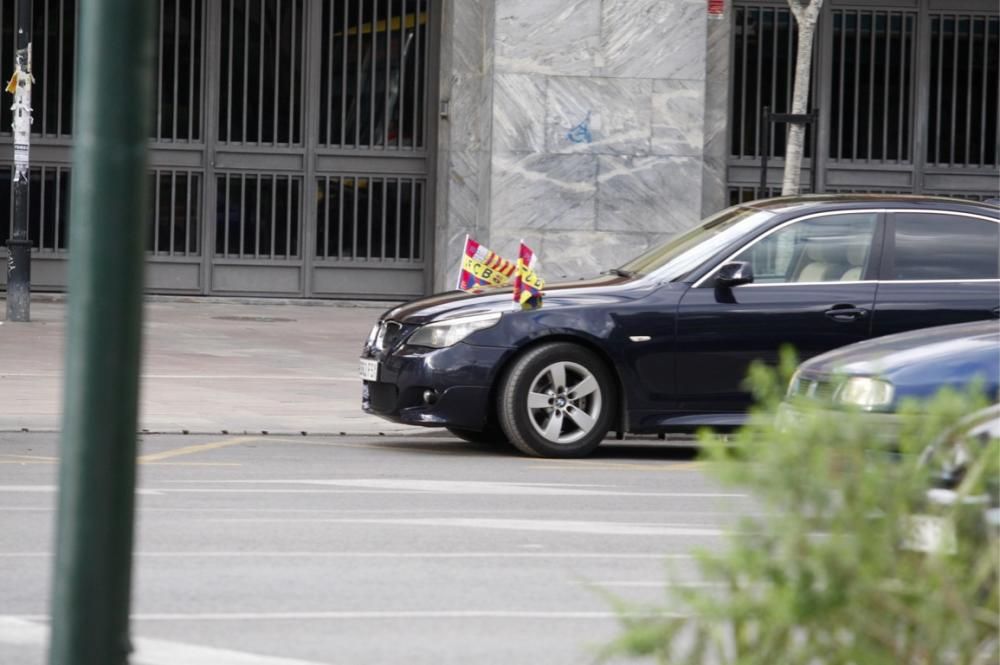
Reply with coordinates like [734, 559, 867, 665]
[456, 235, 516, 292]
[513, 240, 544, 309]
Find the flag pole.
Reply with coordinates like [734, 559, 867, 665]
[456, 234, 469, 290]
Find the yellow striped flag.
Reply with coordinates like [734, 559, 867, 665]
[456, 235, 516, 291]
[513, 240, 544, 309]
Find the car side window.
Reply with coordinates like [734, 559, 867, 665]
[891, 213, 1000, 281]
[730, 213, 878, 284]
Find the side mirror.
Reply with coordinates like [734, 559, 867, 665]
[715, 261, 754, 287]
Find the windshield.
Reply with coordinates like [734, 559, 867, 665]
[619, 206, 776, 280]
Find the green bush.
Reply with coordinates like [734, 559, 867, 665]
[603, 351, 998, 665]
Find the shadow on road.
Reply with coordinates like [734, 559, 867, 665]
[363, 434, 701, 462]
[590, 442, 699, 461]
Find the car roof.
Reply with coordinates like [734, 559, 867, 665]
[741, 194, 999, 217]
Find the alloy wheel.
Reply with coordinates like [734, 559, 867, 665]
[525, 361, 603, 445]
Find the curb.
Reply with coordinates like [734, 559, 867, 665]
[0, 427, 435, 438]
[2, 293, 403, 310]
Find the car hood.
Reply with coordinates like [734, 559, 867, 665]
[800, 320, 1000, 377]
[382, 273, 660, 325]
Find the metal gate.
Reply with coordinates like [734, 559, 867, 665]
[728, 0, 998, 203]
[0, 0, 437, 298]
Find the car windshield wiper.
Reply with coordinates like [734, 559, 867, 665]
[603, 268, 636, 278]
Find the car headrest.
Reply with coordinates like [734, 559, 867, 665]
[804, 237, 870, 265]
[846, 242, 868, 267]
[804, 241, 846, 263]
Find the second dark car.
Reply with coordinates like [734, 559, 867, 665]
[786, 319, 1000, 415]
[361, 195, 1000, 458]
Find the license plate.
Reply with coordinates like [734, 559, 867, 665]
[903, 514, 957, 554]
[359, 358, 380, 382]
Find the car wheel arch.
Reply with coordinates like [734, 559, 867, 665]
[488, 334, 629, 436]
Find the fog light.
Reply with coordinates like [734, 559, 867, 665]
[422, 389, 439, 405]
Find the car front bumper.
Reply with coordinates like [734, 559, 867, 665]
[776, 401, 907, 443]
[361, 342, 511, 430]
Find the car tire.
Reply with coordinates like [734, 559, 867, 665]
[499, 342, 617, 458]
[446, 424, 508, 445]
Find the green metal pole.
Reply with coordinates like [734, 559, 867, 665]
[48, 0, 156, 663]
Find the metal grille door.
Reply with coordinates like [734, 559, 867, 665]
[219, 0, 303, 146]
[927, 13, 999, 168]
[829, 8, 916, 163]
[146, 0, 206, 291]
[728, 0, 999, 203]
[310, 0, 433, 298]
[318, 1, 428, 150]
[0, 0, 438, 298]
[207, 0, 308, 295]
[729, 2, 811, 201]
[731, 5, 807, 164]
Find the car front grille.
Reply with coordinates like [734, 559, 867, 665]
[791, 375, 841, 403]
[375, 321, 404, 352]
[368, 320, 419, 357]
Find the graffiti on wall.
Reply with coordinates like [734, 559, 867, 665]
[566, 111, 593, 144]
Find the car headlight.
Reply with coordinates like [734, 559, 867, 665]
[835, 376, 894, 411]
[406, 312, 502, 349]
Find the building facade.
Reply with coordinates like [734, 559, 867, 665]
[1, 0, 997, 299]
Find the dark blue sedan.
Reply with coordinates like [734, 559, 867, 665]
[786, 320, 1000, 413]
[361, 195, 1000, 458]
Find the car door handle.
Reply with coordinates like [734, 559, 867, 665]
[824, 306, 869, 322]
[992, 306, 999, 319]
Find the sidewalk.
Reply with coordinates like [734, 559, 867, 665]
[0, 297, 420, 435]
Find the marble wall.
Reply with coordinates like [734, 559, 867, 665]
[434, 0, 728, 288]
[433, 0, 496, 291]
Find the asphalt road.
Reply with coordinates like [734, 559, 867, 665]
[0, 432, 749, 665]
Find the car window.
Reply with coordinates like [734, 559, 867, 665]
[891, 213, 1000, 281]
[619, 206, 774, 280]
[729, 213, 878, 284]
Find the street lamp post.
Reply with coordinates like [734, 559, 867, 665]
[6, 0, 33, 322]
[48, 0, 156, 662]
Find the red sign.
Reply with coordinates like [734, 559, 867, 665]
[708, 0, 725, 18]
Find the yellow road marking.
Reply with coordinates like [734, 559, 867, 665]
[138, 436, 259, 464]
[143, 462, 242, 467]
[0, 454, 59, 462]
[266, 437, 464, 456]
